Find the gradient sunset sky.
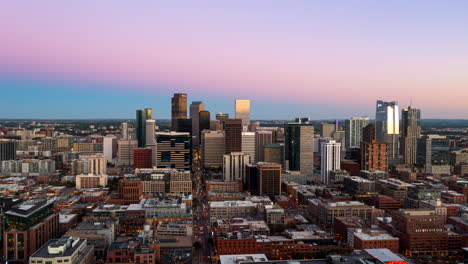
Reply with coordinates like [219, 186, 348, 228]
[1, 1, 468, 119]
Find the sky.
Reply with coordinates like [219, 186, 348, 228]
[1, 1, 468, 119]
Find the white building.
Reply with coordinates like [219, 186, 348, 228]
[320, 140, 341, 184]
[241, 132, 256, 162]
[29, 237, 95, 264]
[223, 152, 251, 182]
[103, 135, 117, 163]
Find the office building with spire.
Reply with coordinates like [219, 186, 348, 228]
[401, 106, 421, 165]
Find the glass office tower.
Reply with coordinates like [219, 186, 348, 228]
[136, 108, 153, 147]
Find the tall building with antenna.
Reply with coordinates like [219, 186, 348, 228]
[401, 106, 421, 165]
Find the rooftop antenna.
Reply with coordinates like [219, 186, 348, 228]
[410, 97, 413, 107]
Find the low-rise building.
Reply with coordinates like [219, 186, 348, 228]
[209, 201, 257, 223]
[29, 237, 95, 264]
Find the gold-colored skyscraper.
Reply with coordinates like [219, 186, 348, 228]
[235, 99, 250, 126]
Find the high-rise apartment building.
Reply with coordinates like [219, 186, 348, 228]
[202, 131, 225, 168]
[190, 101, 204, 146]
[171, 93, 188, 131]
[156, 132, 191, 170]
[375, 100, 400, 164]
[284, 122, 314, 174]
[235, 99, 250, 127]
[361, 140, 388, 171]
[223, 152, 251, 183]
[224, 119, 243, 154]
[320, 140, 341, 184]
[136, 108, 153, 147]
[241, 132, 256, 162]
[345, 117, 369, 149]
[401, 107, 421, 165]
[255, 131, 273, 162]
[0, 139, 16, 161]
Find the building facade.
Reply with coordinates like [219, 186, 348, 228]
[171, 93, 188, 131]
[284, 122, 314, 174]
[223, 152, 252, 183]
[190, 101, 204, 146]
[235, 99, 251, 127]
[156, 132, 191, 170]
[320, 140, 341, 184]
[224, 119, 243, 154]
[375, 100, 400, 164]
[361, 140, 387, 172]
[401, 106, 421, 165]
[136, 108, 153, 147]
[345, 117, 369, 149]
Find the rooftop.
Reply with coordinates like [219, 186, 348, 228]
[6, 198, 52, 218]
[31, 237, 87, 258]
[219, 254, 268, 264]
[353, 229, 398, 241]
[210, 201, 256, 208]
[364, 248, 408, 263]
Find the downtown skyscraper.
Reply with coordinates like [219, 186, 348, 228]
[171, 93, 188, 131]
[190, 101, 204, 146]
[375, 100, 400, 164]
[401, 106, 421, 165]
[136, 108, 152, 147]
[284, 120, 314, 174]
[235, 99, 250, 127]
[345, 116, 370, 149]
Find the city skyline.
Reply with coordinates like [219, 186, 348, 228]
[2, 1, 468, 119]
